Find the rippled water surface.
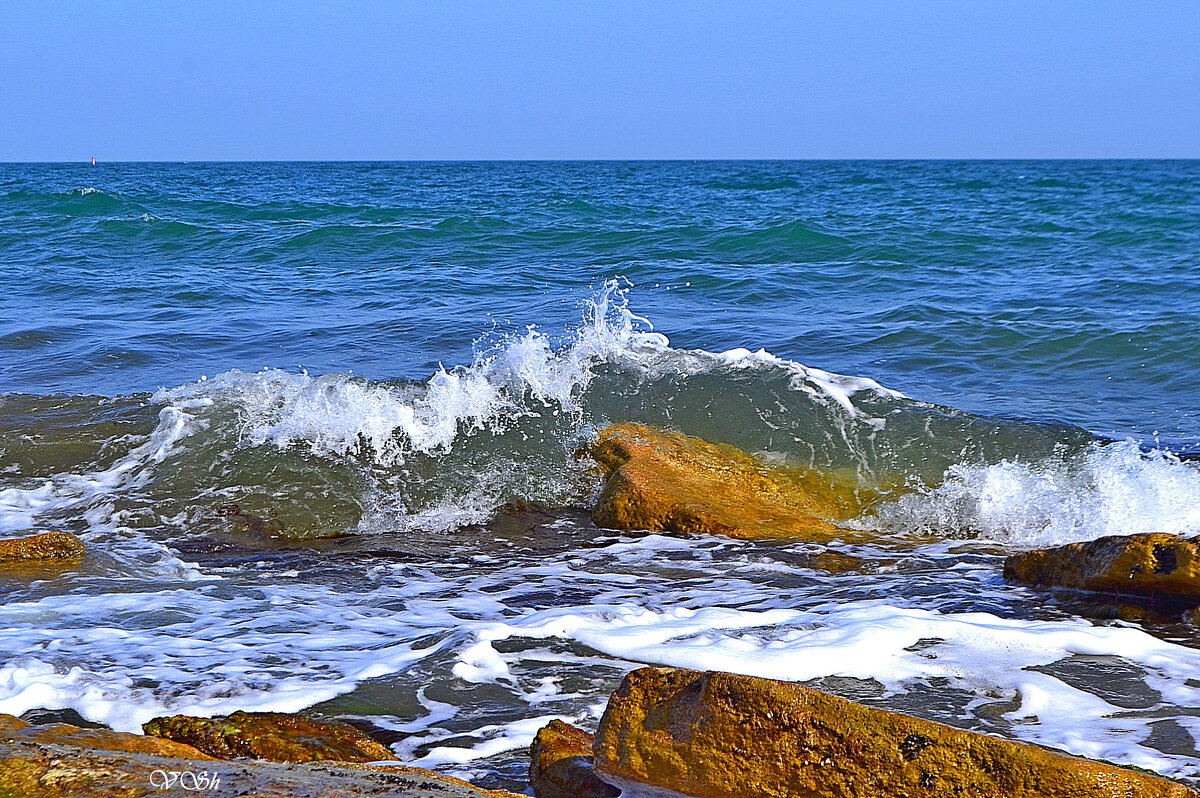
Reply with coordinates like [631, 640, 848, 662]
[3, 160, 1200, 789]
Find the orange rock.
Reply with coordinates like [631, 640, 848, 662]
[0, 531, 85, 562]
[529, 720, 618, 798]
[589, 423, 867, 542]
[593, 667, 1196, 798]
[1005, 533, 1200, 601]
[143, 711, 396, 764]
[0, 736, 524, 797]
[0, 713, 214, 760]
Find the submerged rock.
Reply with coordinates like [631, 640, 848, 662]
[529, 720, 618, 798]
[143, 710, 397, 764]
[796, 549, 874, 573]
[1004, 533, 1200, 601]
[216, 503, 288, 537]
[0, 530, 85, 562]
[589, 423, 865, 541]
[0, 736, 522, 798]
[593, 667, 1195, 798]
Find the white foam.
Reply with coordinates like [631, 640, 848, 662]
[2, 524, 1200, 780]
[153, 280, 667, 468]
[464, 599, 1200, 777]
[0, 584, 445, 732]
[406, 714, 575, 768]
[152, 279, 905, 477]
[873, 439, 1200, 545]
[715, 346, 907, 415]
[451, 640, 513, 684]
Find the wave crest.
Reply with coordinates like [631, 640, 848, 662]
[871, 440, 1200, 545]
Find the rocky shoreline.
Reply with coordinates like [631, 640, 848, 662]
[4, 423, 1200, 796]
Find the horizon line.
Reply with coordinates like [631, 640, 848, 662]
[4, 156, 1200, 165]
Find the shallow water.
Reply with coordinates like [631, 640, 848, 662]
[3, 160, 1200, 789]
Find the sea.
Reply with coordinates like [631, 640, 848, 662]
[2, 160, 1200, 789]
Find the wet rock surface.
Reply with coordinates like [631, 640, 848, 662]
[593, 667, 1197, 798]
[143, 711, 398, 764]
[589, 423, 864, 542]
[0, 531, 85, 563]
[0, 713, 213, 760]
[1005, 533, 1200, 602]
[529, 720, 618, 798]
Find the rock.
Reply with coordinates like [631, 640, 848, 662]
[529, 720, 618, 798]
[143, 710, 397, 764]
[798, 550, 872, 573]
[0, 531, 85, 562]
[593, 667, 1195, 798]
[0, 712, 213, 760]
[216, 503, 287, 537]
[1004, 533, 1200, 601]
[589, 423, 865, 542]
[0, 736, 523, 798]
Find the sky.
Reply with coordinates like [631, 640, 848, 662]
[1, 1, 1198, 161]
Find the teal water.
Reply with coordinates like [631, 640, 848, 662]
[4, 160, 1200, 789]
[3, 160, 1200, 442]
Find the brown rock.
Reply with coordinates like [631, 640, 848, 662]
[0, 531, 85, 562]
[589, 423, 869, 542]
[143, 710, 397, 763]
[1004, 533, 1200, 601]
[798, 550, 874, 573]
[0, 736, 523, 797]
[594, 667, 1195, 798]
[0, 713, 214, 760]
[529, 720, 618, 798]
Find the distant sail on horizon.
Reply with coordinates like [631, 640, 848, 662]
[91, 156, 96, 165]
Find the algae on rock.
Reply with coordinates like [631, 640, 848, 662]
[0, 531, 85, 563]
[0, 713, 213, 760]
[143, 710, 397, 764]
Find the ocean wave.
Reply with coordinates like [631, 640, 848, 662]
[3, 280, 1198, 547]
[0, 398, 211, 578]
[140, 280, 932, 536]
[154, 279, 666, 463]
[870, 439, 1200, 546]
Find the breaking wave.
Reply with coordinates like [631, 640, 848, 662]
[5, 279, 1200, 547]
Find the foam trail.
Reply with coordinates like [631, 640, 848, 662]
[3, 523, 1200, 779]
[404, 715, 575, 769]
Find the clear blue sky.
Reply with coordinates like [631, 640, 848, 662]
[2, 1, 1197, 161]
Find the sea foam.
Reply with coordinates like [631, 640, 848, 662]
[872, 439, 1200, 546]
[1, 526, 1199, 778]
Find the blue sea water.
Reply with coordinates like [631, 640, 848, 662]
[3, 160, 1200, 442]
[3, 160, 1200, 789]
